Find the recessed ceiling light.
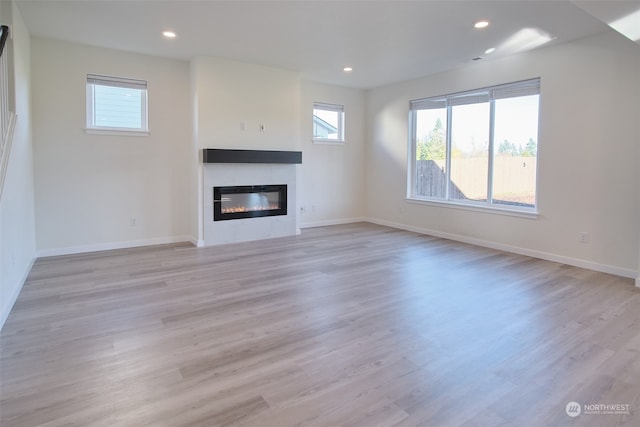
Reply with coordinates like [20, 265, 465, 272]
[343, 67, 353, 72]
[484, 47, 496, 54]
[162, 31, 177, 39]
[474, 20, 490, 29]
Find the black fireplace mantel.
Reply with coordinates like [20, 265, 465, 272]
[203, 149, 302, 164]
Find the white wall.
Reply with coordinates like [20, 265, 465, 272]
[0, 0, 36, 329]
[191, 56, 300, 151]
[299, 80, 366, 227]
[191, 57, 301, 244]
[31, 38, 192, 255]
[366, 31, 640, 277]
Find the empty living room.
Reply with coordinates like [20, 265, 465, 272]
[1, 1, 639, 426]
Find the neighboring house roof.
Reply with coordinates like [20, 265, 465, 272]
[313, 115, 337, 135]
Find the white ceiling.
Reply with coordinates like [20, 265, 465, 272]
[572, 0, 640, 46]
[13, 0, 638, 89]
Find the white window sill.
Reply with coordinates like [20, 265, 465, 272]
[312, 138, 345, 145]
[406, 197, 539, 220]
[85, 128, 150, 137]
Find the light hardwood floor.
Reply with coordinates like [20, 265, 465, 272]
[1, 223, 639, 426]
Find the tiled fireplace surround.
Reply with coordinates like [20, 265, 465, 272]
[202, 149, 301, 246]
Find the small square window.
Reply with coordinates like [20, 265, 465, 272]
[86, 74, 149, 135]
[313, 102, 344, 143]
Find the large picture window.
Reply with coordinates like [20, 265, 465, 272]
[409, 78, 540, 213]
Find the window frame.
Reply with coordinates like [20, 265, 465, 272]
[407, 78, 540, 217]
[312, 102, 345, 144]
[85, 74, 149, 136]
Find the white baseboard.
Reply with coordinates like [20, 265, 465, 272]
[37, 235, 195, 258]
[0, 255, 35, 331]
[300, 217, 367, 229]
[184, 236, 200, 247]
[365, 217, 638, 280]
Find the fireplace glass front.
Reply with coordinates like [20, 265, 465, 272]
[213, 185, 287, 221]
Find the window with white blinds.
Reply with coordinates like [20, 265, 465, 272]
[408, 78, 540, 214]
[86, 74, 148, 134]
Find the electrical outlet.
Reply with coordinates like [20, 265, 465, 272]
[579, 232, 589, 244]
[299, 206, 305, 214]
[130, 217, 137, 227]
[259, 123, 266, 132]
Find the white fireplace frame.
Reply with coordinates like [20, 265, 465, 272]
[202, 162, 299, 246]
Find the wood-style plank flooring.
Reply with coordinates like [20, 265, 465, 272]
[1, 223, 639, 426]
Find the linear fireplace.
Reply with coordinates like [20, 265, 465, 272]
[213, 185, 287, 221]
[202, 149, 299, 246]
